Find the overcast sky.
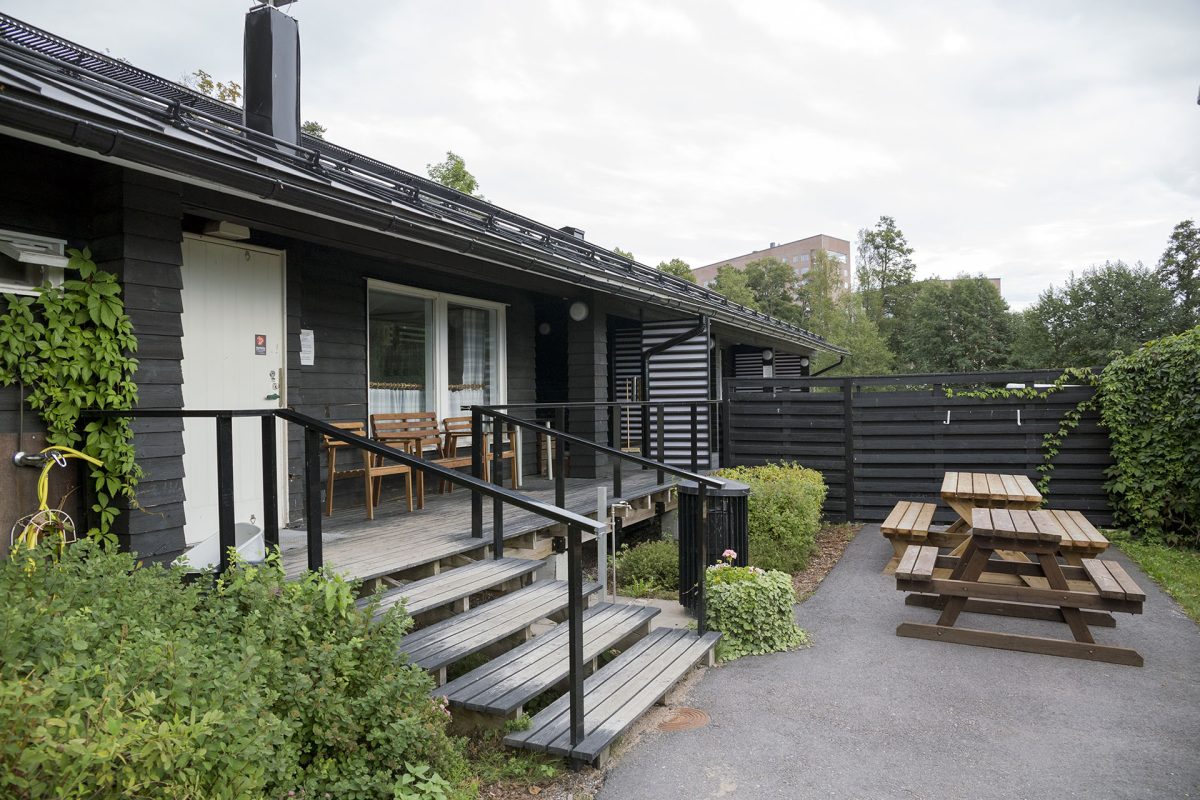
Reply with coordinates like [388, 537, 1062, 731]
[6, 0, 1198, 307]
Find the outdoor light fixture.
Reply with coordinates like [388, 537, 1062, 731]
[537, 322, 552, 335]
[800, 356, 810, 368]
[761, 349, 774, 362]
[568, 301, 589, 322]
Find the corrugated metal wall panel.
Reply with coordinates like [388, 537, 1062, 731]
[644, 319, 711, 469]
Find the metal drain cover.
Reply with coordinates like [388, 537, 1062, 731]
[658, 707, 710, 732]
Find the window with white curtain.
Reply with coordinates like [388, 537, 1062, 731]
[367, 280, 506, 420]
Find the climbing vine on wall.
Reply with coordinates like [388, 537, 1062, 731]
[944, 367, 1100, 498]
[0, 248, 141, 541]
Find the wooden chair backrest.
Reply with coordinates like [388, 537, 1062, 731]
[372, 411, 441, 450]
[323, 420, 366, 447]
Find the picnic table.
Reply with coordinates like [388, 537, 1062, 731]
[894, 507, 1144, 666]
[940, 471, 1041, 533]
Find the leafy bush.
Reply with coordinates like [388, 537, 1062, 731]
[1099, 325, 1200, 546]
[705, 556, 807, 661]
[614, 538, 679, 591]
[0, 541, 468, 800]
[715, 463, 826, 573]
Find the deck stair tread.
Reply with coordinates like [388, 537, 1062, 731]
[359, 557, 542, 618]
[399, 579, 602, 671]
[504, 627, 721, 763]
[437, 602, 661, 715]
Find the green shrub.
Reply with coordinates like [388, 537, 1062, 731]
[1099, 325, 1200, 546]
[614, 538, 679, 591]
[715, 462, 826, 573]
[705, 559, 808, 661]
[0, 541, 469, 800]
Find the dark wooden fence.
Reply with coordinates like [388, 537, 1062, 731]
[722, 369, 1113, 526]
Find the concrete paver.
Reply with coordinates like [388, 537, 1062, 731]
[599, 526, 1200, 800]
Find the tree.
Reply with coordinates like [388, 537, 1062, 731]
[613, 247, 635, 260]
[183, 68, 328, 138]
[1017, 261, 1179, 367]
[798, 251, 893, 375]
[742, 257, 802, 323]
[656, 258, 696, 282]
[426, 151, 481, 196]
[710, 265, 760, 310]
[892, 276, 1013, 372]
[855, 215, 916, 324]
[1156, 219, 1199, 326]
[182, 69, 241, 104]
[300, 120, 327, 139]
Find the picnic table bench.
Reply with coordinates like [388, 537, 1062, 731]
[893, 507, 1144, 666]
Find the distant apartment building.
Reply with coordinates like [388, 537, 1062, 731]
[692, 234, 853, 292]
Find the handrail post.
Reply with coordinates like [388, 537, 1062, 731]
[697, 482, 708, 636]
[216, 414, 235, 575]
[656, 404, 666, 484]
[554, 408, 566, 509]
[491, 416, 504, 558]
[261, 414, 279, 551]
[304, 425, 323, 571]
[567, 522, 585, 747]
[610, 405, 622, 499]
[471, 408, 483, 538]
[690, 403, 699, 472]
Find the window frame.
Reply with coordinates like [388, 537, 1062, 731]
[365, 278, 508, 421]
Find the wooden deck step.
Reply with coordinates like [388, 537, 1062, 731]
[437, 602, 661, 715]
[504, 627, 721, 765]
[359, 557, 542, 618]
[400, 580, 601, 672]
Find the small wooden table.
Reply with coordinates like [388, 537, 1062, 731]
[894, 507, 1145, 666]
[940, 471, 1041, 533]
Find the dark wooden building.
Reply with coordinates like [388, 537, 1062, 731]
[0, 11, 845, 562]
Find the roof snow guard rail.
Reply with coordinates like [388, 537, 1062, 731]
[0, 12, 845, 356]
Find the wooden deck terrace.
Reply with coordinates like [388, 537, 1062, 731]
[278, 466, 678, 584]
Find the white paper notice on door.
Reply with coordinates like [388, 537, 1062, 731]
[299, 328, 315, 366]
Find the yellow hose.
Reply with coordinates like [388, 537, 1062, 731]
[12, 445, 104, 554]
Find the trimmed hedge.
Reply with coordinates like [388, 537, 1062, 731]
[715, 462, 826, 573]
[705, 559, 808, 661]
[0, 541, 468, 800]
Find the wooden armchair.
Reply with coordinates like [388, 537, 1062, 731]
[441, 415, 517, 489]
[323, 421, 413, 520]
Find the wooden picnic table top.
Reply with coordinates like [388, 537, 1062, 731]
[940, 471, 1041, 505]
[971, 507, 1063, 544]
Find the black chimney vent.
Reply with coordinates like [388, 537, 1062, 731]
[244, 3, 300, 145]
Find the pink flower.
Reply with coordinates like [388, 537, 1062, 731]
[722, 549, 737, 560]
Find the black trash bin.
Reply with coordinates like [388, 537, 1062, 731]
[677, 478, 750, 611]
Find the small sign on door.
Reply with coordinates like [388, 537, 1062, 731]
[254, 334, 267, 355]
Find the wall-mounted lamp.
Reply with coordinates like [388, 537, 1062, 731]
[537, 322, 552, 336]
[761, 349, 774, 363]
[568, 301, 590, 322]
[799, 356, 810, 368]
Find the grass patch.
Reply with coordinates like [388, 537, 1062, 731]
[1109, 530, 1200, 623]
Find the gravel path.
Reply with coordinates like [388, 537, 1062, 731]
[599, 525, 1200, 800]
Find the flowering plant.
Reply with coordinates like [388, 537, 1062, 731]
[705, 552, 807, 660]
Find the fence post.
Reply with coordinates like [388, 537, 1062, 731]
[261, 414, 279, 551]
[720, 389, 732, 468]
[303, 425, 323, 571]
[555, 408, 566, 509]
[656, 405, 666, 483]
[567, 522, 585, 746]
[843, 376, 855, 522]
[471, 409, 483, 539]
[216, 414, 235, 575]
[610, 408, 623, 499]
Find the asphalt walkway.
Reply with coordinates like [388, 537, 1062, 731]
[599, 525, 1200, 800]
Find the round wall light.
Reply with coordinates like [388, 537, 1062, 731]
[568, 301, 589, 322]
[761, 349, 774, 363]
[800, 356, 810, 368]
[537, 322, 552, 336]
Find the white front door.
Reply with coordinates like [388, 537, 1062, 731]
[180, 236, 287, 546]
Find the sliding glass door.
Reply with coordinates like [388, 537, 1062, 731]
[367, 281, 505, 421]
